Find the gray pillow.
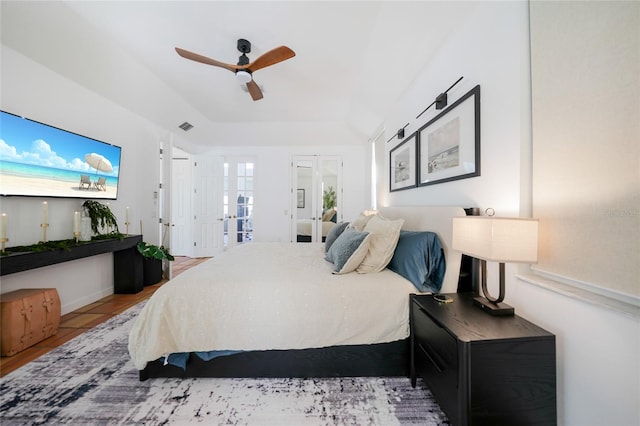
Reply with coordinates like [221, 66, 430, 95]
[325, 228, 371, 274]
[324, 221, 349, 253]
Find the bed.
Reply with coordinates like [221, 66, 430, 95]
[295, 219, 336, 242]
[130, 206, 478, 381]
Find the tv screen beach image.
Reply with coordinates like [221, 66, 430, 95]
[0, 111, 121, 199]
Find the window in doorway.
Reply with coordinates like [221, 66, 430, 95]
[223, 161, 254, 247]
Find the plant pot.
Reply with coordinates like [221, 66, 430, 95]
[142, 258, 163, 286]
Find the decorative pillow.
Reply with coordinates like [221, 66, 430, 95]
[325, 228, 371, 274]
[348, 210, 376, 231]
[356, 214, 404, 273]
[324, 221, 349, 253]
[387, 230, 446, 293]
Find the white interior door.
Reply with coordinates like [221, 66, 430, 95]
[319, 156, 342, 226]
[292, 156, 318, 242]
[159, 138, 172, 279]
[171, 150, 192, 257]
[193, 155, 224, 257]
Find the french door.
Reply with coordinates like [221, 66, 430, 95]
[292, 155, 342, 242]
[192, 155, 225, 257]
[168, 155, 255, 256]
[159, 139, 173, 279]
[223, 158, 255, 249]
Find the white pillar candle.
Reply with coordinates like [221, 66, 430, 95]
[1, 213, 6, 239]
[74, 211, 79, 233]
[42, 201, 48, 223]
[126, 206, 130, 223]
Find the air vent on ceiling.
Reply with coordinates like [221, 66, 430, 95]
[179, 121, 194, 131]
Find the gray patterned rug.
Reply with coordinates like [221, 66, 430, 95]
[0, 302, 449, 425]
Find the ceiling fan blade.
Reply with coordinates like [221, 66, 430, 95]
[246, 79, 264, 101]
[247, 46, 295, 73]
[175, 47, 240, 72]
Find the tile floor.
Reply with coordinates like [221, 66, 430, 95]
[0, 256, 209, 378]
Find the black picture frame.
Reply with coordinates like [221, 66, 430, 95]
[297, 189, 305, 208]
[389, 133, 417, 192]
[418, 85, 480, 186]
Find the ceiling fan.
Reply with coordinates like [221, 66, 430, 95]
[175, 39, 295, 101]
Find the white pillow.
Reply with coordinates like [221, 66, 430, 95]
[348, 210, 376, 231]
[356, 214, 404, 273]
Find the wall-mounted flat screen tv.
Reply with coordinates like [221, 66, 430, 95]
[0, 110, 121, 200]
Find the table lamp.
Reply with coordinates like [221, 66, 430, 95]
[452, 216, 539, 315]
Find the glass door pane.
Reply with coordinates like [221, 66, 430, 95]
[321, 158, 339, 226]
[295, 158, 315, 242]
[223, 162, 230, 248]
[236, 162, 254, 243]
[223, 159, 255, 249]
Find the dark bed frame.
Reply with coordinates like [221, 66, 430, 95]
[139, 209, 480, 381]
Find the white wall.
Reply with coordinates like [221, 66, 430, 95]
[0, 46, 168, 313]
[375, 2, 639, 425]
[382, 2, 523, 216]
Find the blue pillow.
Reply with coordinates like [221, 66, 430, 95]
[325, 228, 370, 274]
[387, 230, 446, 293]
[324, 221, 349, 253]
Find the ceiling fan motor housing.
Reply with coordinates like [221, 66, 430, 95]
[237, 39, 251, 66]
[237, 38, 251, 54]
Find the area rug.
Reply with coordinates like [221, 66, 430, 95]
[0, 302, 450, 425]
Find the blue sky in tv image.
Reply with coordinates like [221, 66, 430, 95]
[0, 110, 121, 180]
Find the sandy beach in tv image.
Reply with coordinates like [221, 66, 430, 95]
[0, 172, 118, 199]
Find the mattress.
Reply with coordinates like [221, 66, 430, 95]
[296, 220, 336, 237]
[128, 242, 416, 370]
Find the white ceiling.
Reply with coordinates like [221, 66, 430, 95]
[1, 1, 480, 148]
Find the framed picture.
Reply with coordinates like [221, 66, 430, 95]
[389, 133, 417, 192]
[297, 189, 305, 208]
[418, 85, 480, 186]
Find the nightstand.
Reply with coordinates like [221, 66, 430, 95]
[410, 293, 556, 426]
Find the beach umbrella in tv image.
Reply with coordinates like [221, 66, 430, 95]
[85, 153, 113, 175]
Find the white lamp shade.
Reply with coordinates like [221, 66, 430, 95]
[236, 70, 252, 84]
[452, 217, 539, 263]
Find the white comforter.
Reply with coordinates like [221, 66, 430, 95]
[128, 243, 416, 370]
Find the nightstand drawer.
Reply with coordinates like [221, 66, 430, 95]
[413, 302, 458, 416]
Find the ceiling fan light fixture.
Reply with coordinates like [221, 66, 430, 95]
[236, 70, 252, 84]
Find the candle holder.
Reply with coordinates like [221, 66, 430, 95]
[74, 231, 81, 243]
[125, 221, 130, 236]
[41, 223, 49, 242]
[0, 237, 8, 253]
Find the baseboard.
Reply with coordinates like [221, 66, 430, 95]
[61, 288, 113, 315]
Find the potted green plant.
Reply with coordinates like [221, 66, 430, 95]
[81, 200, 119, 236]
[136, 241, 174, 285]
[323, 186, 337, 210]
